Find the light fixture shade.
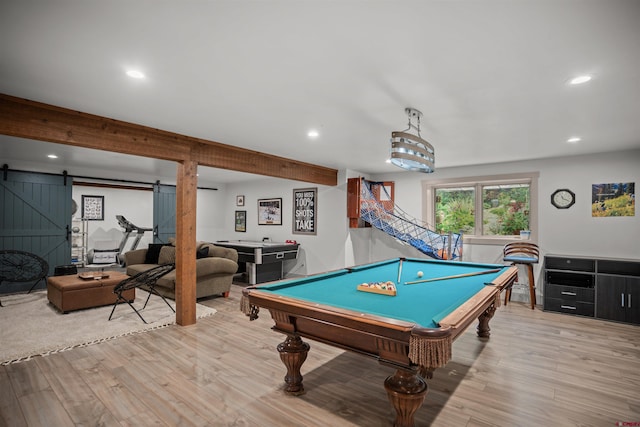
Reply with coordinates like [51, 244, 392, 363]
[390, 131, 435, 173]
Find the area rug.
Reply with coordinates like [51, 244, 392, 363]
[0, 289, 216, 365]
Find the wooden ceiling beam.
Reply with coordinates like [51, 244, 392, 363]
[0, 93, 338, 186]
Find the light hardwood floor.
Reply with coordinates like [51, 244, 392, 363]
[1, 284, 639, 426]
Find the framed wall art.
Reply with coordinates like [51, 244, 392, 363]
[235, 210, 247, 232]
[592, 182, 635, 217]
[81, 195, 104, 220]
[236, 195, 245, 206]
[258, 198, 282, 225]
[293, 187, 317, 235]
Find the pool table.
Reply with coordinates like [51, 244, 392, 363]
[241, 257, 517, 427]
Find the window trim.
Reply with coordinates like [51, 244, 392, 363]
[423, 172, 539, 245]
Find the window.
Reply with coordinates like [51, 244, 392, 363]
[435, 186, 475, 234]
[482, 183, 530, 235]
[425, 172, 538, 244]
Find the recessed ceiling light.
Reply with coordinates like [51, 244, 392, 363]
[569, 75, 592, 85]
[47, 154, 58, 159]
[567, 137, 581, 143]
[307, 129, 319, 138]
[126, 70, 145, 79]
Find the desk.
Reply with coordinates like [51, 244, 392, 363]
[216, 240, 300, 284]
[241, 257, 517, 427]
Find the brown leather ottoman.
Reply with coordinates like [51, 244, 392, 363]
[47, 271, 133, 313]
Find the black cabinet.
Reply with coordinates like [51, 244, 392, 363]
[544, 257, 595, 318]
[544, 255, 640, 325]
[597, 276, 640, 324]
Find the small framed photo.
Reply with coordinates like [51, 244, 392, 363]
[236, 195, 245, 206]
[258, 198, 282, 225]
[235, 210, 247, 232]
[82, 195, 104, 220]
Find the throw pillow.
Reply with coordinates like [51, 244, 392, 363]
[196, 246, 209, 259]
[144, 243, 169, 264]
[158, 246, 176, 265]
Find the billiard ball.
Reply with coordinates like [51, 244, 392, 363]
[417, 271, 424, 278]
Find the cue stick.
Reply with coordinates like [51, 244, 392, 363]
[397, 258, 404, 285]
[404, 268, 502, 285]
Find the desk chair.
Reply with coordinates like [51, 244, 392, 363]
[503, 242, 539, 309]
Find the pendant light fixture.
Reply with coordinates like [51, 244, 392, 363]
[390, 108, 435, 173]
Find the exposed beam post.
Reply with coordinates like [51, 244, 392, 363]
[175, 159, 198, 326]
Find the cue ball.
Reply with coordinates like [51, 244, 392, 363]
[417, 271, 424, 278]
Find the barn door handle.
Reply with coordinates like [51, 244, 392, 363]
[66, 225, 70, 241]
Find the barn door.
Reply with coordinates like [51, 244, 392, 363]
[0, 169, 72, 292]
[153, 183, 176, 244]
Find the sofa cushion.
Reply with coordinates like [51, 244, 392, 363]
[201, 243, 239, 263]
[158, 245, 176, 265]
[196, 257, 239, 276]
[196, 246, 209, 259]
[144, 243, 169, 264]
[157, 245, 211, 264]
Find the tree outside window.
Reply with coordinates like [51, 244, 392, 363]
[426, 173, 537, 242]
[435, 187, 475, 234]
[482, 184, 530, 235]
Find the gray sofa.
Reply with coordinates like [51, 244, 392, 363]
[123, 242, 238, 299]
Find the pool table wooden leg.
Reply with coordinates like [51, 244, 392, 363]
[384, 368, 428, 427]
[277, 334, 310, 396]
[477, 303, 497, 338]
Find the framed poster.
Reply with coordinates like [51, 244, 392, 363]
[235, 210, 247, 232]
[592, 182, 635, 217]
[293, 187, 317, 235]
[236, 195, 245, 206]
[81, 195, 104, 220]
[258, 198, 282, 225]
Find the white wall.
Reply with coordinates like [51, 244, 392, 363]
[71, 149, 639, 289]
[222, 172, 351, 276]
[73, 184, 225, 253]
[371, 149, 640, 262]
[195, 186, 230, 243]
[368, 149, 640, 301]
[72, 185, 154, 253]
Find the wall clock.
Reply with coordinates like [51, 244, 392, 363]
[551, 189, 575, 209]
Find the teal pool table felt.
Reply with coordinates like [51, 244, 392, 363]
[257, 258, 507, 328]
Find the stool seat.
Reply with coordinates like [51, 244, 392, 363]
[503, 255, 538, 264]
[503, 242, 539, 309]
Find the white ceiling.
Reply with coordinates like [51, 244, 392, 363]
[1, 0, 639, 186]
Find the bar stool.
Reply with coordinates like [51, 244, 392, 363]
[503, 242, 539, 309]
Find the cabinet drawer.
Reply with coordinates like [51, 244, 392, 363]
[546, 271, 594, 288]
[545, 284, 595, 302]
[544, 298, 595, 317]
[598, 260, 640, 277]
[545, 257, 595, 272]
